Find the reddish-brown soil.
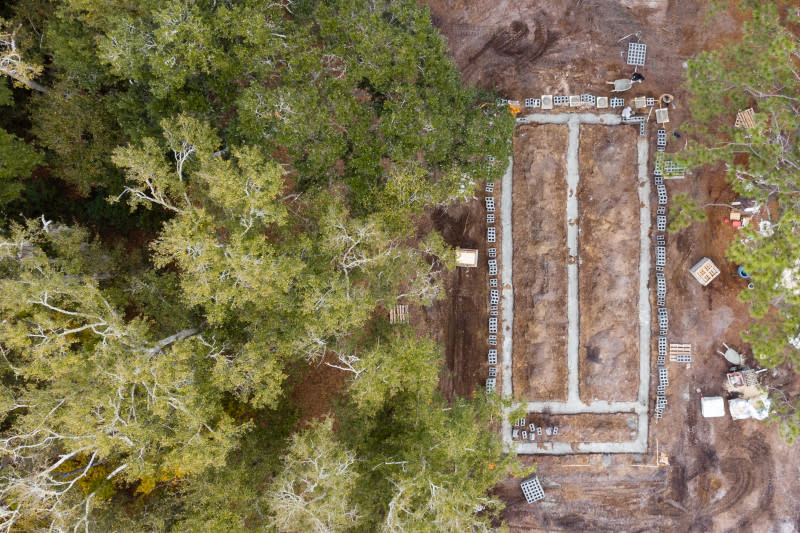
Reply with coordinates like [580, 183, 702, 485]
[424, 197, 491, 400]
[512, 124, 569, 402]
[516, 413, 638, 444]
[578, 124, 640, 403]
[425, 0, 800, 531]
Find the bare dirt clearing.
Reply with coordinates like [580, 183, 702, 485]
[512, 124, 568, 402]
[578, 125, 640, 403]
[425, 0, 800, 531]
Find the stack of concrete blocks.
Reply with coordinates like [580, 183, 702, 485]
[520, 476, 545, 504]
[657, 129, 667, 152]
[622, 115, 647, 136]
[655, 366, 668, 418]
[657, 336, 667, 366]
[581, 94, 596, 105]
[610, 97, 625, 108]
[485, 191, 500, 392]
[658, 308, 669, 337]
[484, 189, 496, 393]
[524, 97, 541, 109]
[656, 272, 666, 307]
[553, 95, 569, 107]
[627, 42, 647, 66]
[652, 121, 673, 421]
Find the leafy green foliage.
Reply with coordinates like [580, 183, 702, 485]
[0, 0, 517, 529]
[667, 192, 708, 233]
[681, 1, 800, 369]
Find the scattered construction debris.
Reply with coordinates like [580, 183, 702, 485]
[669, 344, 692, 363]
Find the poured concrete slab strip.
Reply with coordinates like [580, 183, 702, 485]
[566, 116, 581, 405]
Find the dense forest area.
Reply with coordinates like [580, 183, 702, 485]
[0, 1, 520, 530]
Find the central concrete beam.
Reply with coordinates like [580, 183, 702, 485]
[566, 116, 581, 405]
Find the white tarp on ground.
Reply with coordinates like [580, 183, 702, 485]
[701, 396, 725, 418]
[730, 395, 772, 420]
[729, 398, 753, 420]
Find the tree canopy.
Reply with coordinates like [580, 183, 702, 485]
[682, 1, 800, 368]
[0, 0, 516, 530]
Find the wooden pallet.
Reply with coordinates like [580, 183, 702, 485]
[735, 108, 755, 129]
[389, 304, 409, 324]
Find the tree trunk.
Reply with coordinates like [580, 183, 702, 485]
[148, 327, 200, 356]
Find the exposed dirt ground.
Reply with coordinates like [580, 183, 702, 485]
[578, 124, 640, 403]
[424, 0, 800, 531]
[520, 412, 639, 444]
[424, 197, 491, 399]
[512, 124, 569, 402]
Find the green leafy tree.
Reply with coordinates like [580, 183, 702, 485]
[681, 1, 800, 366]
[667, 192, 708, 233]
[0, 220, 248, 531]
[266, 418, 361, 532]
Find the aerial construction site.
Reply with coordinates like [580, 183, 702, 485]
[424, 1, 800, 531]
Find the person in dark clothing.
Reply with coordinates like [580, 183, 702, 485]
[631, 72, 645, 82]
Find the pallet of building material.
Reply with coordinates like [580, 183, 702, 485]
[489, 334, 497, 346]
[389, 304, 409, 324]
[488, 259, 498, 276]
[490, 289, 500, 305]
[488, 247, 497, 258]
[489, 366, 497, 377]
[520, 476, 545, 504]
[488, 349, 498, 365]
[485, 196, 495, 212]
[489, 317, 498, 334]
[524, 98, 541, 108]
[487, 226, 496, 243]
[657, 215, 667, 231]
[669, 344, 692, 363]
[610, 97, 625, 108]
[485, 182, 494, 193]
[581, 94, 596, 105]
[735, 108, 755, 129]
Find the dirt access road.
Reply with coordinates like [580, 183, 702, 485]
[424, 0, 800, 531]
